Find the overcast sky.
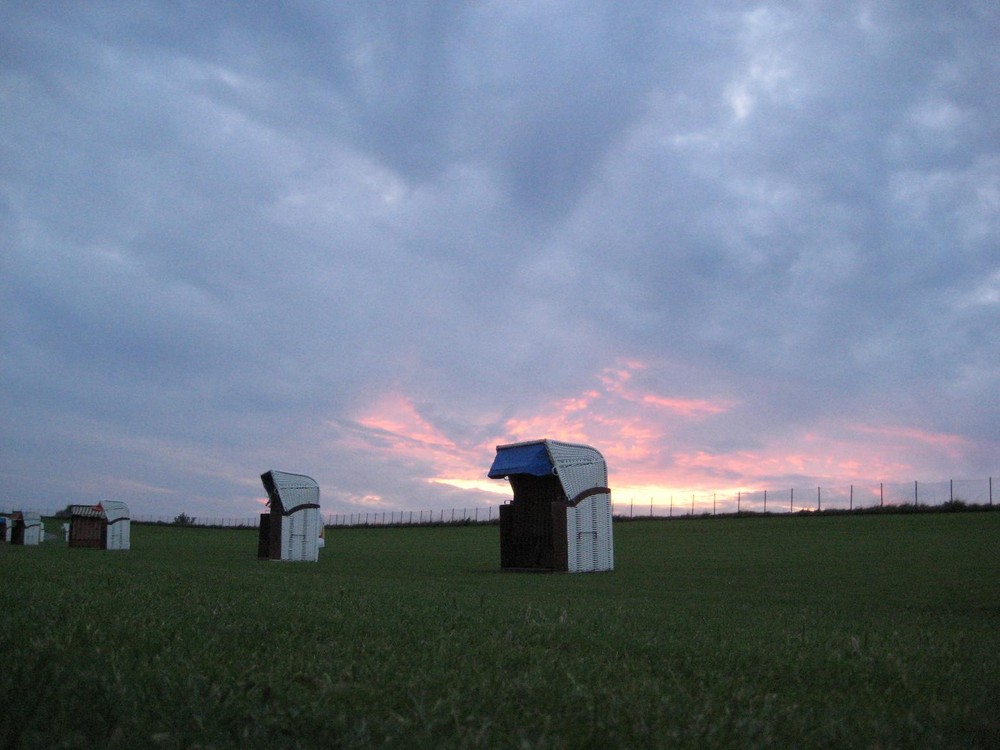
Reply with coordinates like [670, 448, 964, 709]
[3, 2, 998, 519]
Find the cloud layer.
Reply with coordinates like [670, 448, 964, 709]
[2, 2, 998, 516]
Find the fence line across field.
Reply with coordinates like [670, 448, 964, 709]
[8, 476, 994, 530]
[618, 477, 996, 518]
[124, 507, 501, 528]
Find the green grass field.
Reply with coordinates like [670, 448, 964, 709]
[2, 513, 998, 748]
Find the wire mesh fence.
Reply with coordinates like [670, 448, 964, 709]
[124, 506, 500, 528]
[6, 477, 994, 529]
[615, 477, 996, 518]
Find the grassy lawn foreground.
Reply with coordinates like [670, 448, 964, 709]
[2, 513, 998, 748]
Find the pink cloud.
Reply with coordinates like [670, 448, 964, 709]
[641, 394, 731, 416]
[339, 393, 494, 492]
[849, 423, 969, 451]
[357, 393, 455, 450]
[339, 361, 745, 501]
[335, 362, 982, 509]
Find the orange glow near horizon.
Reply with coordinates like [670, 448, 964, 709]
[330, 361, 975, 508]
[430, 477, 513, 496]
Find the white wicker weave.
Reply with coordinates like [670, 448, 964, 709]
[493, 439, 614, 573]
[263, 470, 322, 562]
[101, 501, 131, 551]
[18, 511, 43, 546]
[545, 441, 614, 573]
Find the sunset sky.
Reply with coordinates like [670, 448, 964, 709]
[2, 2, 998, 518]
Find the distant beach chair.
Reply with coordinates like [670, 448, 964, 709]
[68, 501, 131, 550]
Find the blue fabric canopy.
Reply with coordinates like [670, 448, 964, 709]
[488, 442, 554, 478]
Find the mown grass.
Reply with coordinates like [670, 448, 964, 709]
[1, 513, 998, 748]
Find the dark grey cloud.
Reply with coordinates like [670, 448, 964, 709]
[2, 2, 997, 516]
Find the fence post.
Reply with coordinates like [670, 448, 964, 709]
[790, 488, 794, 513]
[950, 479, 953, 503]
[914, 481, 918, 508]
[764, 490, 767, 513]
[850, 485, 853, 511]
[737, 491, 741, 513]
[880, 483, 883, 507]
